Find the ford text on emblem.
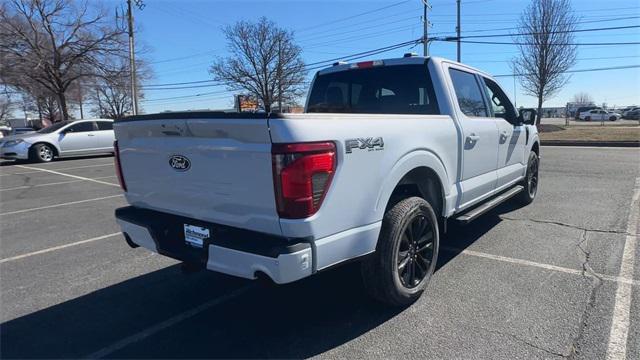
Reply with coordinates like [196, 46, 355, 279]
[169, 155, 191, 171]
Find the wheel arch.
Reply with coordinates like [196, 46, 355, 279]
[375, 150, 450, 219]
[531, 140, 540, 156]
[30, 141, 60, 157]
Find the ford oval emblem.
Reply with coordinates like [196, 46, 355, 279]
[169, 155, 191, 171]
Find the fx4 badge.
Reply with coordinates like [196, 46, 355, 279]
[345, 137, 384, 154]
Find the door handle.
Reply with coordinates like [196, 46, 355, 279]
[467, 134, 480, 142]
[87, 133, 95, 136]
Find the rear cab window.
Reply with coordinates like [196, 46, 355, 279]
[307, 64, 439, 115]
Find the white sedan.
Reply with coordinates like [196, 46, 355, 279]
[579, 109, 621, 121]
[0, 119, 114, 162]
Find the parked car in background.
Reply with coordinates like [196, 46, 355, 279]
[623, 107, 640, 119]
[0, 119, 115, 162]
[574, 106, 599, 119]
[0, 126, 11, 138]
[9, 127, 36, 135]
[624, 108, 640, 120]
[579, 109, 620, 121]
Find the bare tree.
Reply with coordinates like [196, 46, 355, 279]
[90, 59, 149, 119]
[512, 0, 578, 124]
[0, 0, 128, 120]
[210, 17, 306, 113]
[572, 92, 593, 105]
[0, 94, 13, 124]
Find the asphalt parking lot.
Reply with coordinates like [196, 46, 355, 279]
[1, 147, 639, 359]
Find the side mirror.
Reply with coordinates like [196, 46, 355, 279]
[519, 108, 537, 125]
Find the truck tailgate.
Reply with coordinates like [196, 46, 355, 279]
[114, 115, 281, 235]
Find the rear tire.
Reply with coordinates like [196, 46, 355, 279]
[29, 143, 54, 163]
[361, 197, 439, 306]
[609, 116, 616, 121]
[518, 151, 539, 205]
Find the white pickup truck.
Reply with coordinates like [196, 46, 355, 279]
[114, 55, 540, 306]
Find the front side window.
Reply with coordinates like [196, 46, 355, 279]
[449, 68, 488, 117]
[66, 122, 95, 133]
[37, 121, 71, 134]
[307, 64, 439, 115]
[482, 77, 517, 123]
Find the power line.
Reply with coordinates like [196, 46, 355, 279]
[295, 0, 410, 33]
[439, 39, 640, 46]
[494, 64, 640, 77]
[141, 90, 231, 103]
[305, 39, 420, 67]
[143, 79, 220, 87]
[455, 24, 640, 40]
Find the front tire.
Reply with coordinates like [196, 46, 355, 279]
[29, 143, 54, 163]
[361, 197, 439, 306]
[518, 151, 539, 205]
[585, 116, 591, 121]
[609, 116, 616, 121]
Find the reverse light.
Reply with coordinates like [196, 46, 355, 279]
[272, 142, 336, 219]
[113, 140, 127, 192]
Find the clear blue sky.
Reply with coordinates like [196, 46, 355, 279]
[128, 0, 640, 113]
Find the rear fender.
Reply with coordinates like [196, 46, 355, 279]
[375, 150, 450, 218]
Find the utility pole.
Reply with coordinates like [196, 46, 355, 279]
[513, 73, 517, 108]
[422, 0, 431, 56]
[456, 0, 461, 62]
[277, 36, 282, 112]
[126, 0, 144, 115]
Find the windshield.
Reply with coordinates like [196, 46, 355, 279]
[307, 64, 439, 115]
[37, 121, 72, 134]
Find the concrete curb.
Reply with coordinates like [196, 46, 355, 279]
[541, 140, 640, 147]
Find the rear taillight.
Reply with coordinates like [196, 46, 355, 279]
[113, 140, 127, 192]
[272, 141, 336, 219]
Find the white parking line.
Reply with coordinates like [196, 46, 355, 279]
[606, 177, 640, 360]
[0, 175, 117, 192]
[0, 194, 124, 216]
[0, 233, 122, 264]
[86, 285, 253, 359]
[13, 164, 119, 187]
[442, 247, 640, 287]
[0, 163, 113, 176]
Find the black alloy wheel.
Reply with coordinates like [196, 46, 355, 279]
[396, 214, 435, 289]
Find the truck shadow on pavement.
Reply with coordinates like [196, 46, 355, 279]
[1, 212, 507, 359]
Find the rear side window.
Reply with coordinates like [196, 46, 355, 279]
[66, 122, 95, 133]
[307, 64, 439, 115]
[449, 68, 488, 117]
[97, 121, 113, 130]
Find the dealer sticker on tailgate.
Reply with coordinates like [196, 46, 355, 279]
[183, 224, 210, 248]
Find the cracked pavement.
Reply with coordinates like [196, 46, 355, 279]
[1, 147, 639, 359]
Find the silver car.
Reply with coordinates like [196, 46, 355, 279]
[0, 119, 115, 162]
